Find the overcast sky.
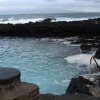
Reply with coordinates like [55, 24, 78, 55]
[0, 0, 100, 14]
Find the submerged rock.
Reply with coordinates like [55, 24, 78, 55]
[80, 44, 92, 52]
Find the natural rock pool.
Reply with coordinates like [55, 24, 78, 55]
[0, 37, 91, 94]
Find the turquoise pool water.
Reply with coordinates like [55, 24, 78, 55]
[0, 37, 86, 94]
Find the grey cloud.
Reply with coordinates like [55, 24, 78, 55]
[44, 0, 56, 2]
[77, 0, 100, 2]
[0, 0, 100, 14]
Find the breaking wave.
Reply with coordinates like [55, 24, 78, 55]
[0, 13, 100, 24]
[65, 54, 93, 65]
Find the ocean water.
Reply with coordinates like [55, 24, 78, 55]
[0, 13, 100, 94]
[0, 37, 99, 94]
[0, 13, 100, 24]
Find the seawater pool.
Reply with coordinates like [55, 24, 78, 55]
[0, 37, 92, 94]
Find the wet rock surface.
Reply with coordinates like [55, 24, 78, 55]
[66, 76, 94, 95]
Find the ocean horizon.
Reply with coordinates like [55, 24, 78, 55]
[0, 12, 100, 24]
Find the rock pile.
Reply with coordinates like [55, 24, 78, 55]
[66, 76, 100, 97]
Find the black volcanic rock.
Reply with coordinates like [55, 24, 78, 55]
[66, 76, 94, 95]
[41, 18, 56, 23]
[0, 18, 100, 37]
[94, 48, 100, 59]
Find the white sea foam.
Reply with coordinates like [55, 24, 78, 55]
[41, 38, 50, 41]
[41, 38, 74, 46]
[54, 79, 70, 86]
[61, 41, 71, 45]
[69, 44, 81, 47]
[40, 37, 81, 46]
[0, 18, 44, 24]
[52, 17, 89, 22]
[0, 17, 90, 24]
[65, 53, 100, 66]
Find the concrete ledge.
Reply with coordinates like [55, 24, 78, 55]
[0, 82, 39, 100]
[0, 67, 20, 85]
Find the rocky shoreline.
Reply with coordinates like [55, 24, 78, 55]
[0, 18, 100, 38]
[1, 67, 100, 100]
